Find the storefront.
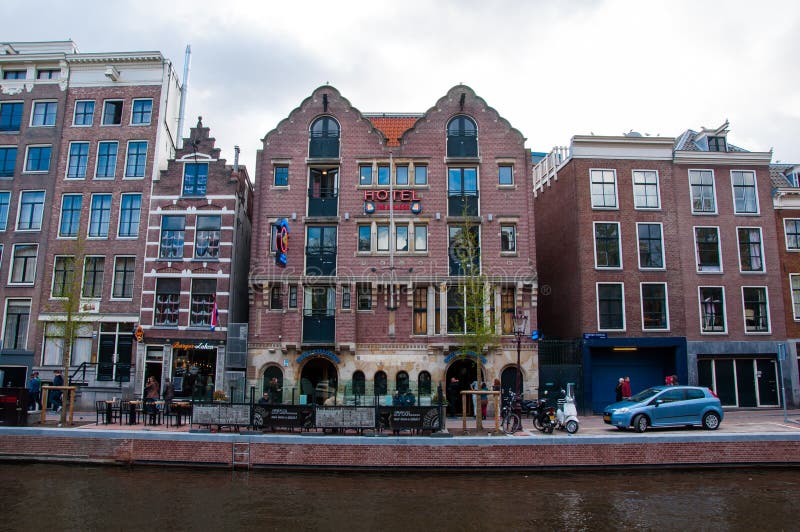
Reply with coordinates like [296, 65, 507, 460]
[697, 356, 780, 407]
[138, 339, 225, 400]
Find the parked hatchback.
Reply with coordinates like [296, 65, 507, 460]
[603, 385, 723, 433]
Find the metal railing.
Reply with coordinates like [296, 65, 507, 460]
[532, 146, 571, 196]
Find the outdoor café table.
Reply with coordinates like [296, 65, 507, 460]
[125, 401, 141, 425]
[171, 401, 191, 426]
[104, 400, 114, 425]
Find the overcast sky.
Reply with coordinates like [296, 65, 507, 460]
[5, 1, 800, 177]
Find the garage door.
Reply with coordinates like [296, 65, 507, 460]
[590, 348, 672, 413]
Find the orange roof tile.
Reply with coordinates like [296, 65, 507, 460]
[367, 115, 420, 146]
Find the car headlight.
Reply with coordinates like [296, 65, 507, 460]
[615, 407, 630, 414]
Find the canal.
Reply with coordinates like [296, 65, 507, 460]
[1, 464, 798, 530]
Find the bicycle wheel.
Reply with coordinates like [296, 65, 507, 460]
[503, 413, 520, 434]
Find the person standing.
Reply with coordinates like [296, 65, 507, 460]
[446, 377, 459, 416]
[51, 370, 64, 413]
[621, 376, 632, 399]
[492, 378, 501, 419]
[479, 382, 489, 420]
[163, 378, 175, 413]
[268, 377, 282, 404]
[470, 380, 479, 417]
[27, 371, 41, 411]
[615, 378, 624, 402]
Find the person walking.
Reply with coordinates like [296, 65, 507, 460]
[621, 376, 632, 399]
[615, 378, 624, 402]
[27, 371, 41, 411]
[51, 370, 64, 413]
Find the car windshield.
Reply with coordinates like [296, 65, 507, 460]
[629, 387, 661, 402]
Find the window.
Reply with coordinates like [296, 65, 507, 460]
[414, 225, 428, 252]
[131, 99, 152, 125]
[396, 224, 409, 252]
[500, 224, 516, 253]
[125, 141, 147, 177]
[190, 279, 216, 327]
[0, 147, 16, 177]
[82, 257, 104, 298]
[59, 195, 82, 237]
[377, 225, 389, 251]
[374, 371, 387, 396]
[195, 215, 221, 259]
[397, 371, 410, 393]
[594, 222, 621, 268]
[689, 170, 716, 214]
[111, 193, 140, 239]
[3, 71, 25, 80]
[707, 136, 727, 152]
[95, 141, 117, 178]
[396, 165, 409, 186]
[790, 275, 800, 320]
[270, 286, 283, 310]
[25, 146, 51, 172]
[377, 165, 390, 186]
[700, 286, 725, 333]
[590, 169, 618, 208]
[3, 300, 31, 350]
[357, 283, 372, 310]
[414, 165, 428, 186]
[501, 287, 515, 334]
[308, 116, 340, 158]
[289, 285, 298, 309]
[597, 283, 624, 330]
[43, 323, 93, 367]
[66, 142, 89, 178]
[359, 165, 373, 185]
[0, 192, 9, 230]
[358, 225, 371, 252]
[419, 371, 432, 396]
[160, 216, 185, 258]
[448, 225, 480, 275]
[88, 194, 112, 237]
[695, 227, 721, 272]
[738, 227, 764, 272]
[9, 244, 37, 285]
[641, 283, 668, 330]
[0, 102, 23, 132]
[353, 371, 365, 395]
[304, 226, 337, 276]
[155, 279, 180, 326]
[446, 285, 480, 334]
[633, 170, 660, 209]
[37, 69, 59, 80]
[742, 287, 769, 333]
[498, 165, 513, 185]
[112, 257, 135, 299]
[102, 100, 123, 125]
[73, 100, 94, 126]
[448, 167, 478, 216]
[785, 220, 800, 250]
[274, 165, 288, 187]
[341, 285, 351, 309]
[52, 256, 75, 298]
[183, 162, 208, 196]
[31, 101, 57, 126]
[413, 286, 427, 335]
[732, 170, 758, 214]
[447, 115, 478, 157]
[17, 191, 45, 230]
[637, 223, 664, 269]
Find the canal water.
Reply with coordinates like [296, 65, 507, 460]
[1, 464, 798, 531]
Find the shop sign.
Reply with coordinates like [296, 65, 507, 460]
[274, 218, 290, 267]
[363, 189, 422, 214]
[172, 341, 216, 351]
[134, 325, 144, 343]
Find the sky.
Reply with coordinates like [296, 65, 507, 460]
[4, 0, 800, 178]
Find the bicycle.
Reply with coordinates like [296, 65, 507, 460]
[500, 392, 521, 434]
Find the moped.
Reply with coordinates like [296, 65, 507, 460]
[555, 385, 580, 434]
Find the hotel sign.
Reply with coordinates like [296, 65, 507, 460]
[363, 189, 422, 214]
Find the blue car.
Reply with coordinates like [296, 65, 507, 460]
[603, 385, 723, 433]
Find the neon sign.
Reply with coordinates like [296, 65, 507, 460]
[274, 218, 290, 267]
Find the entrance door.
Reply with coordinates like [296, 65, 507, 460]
[300, 357, 338, 405]
[445, 358, 483, 415]
[735, 359, 757, 408]
[500, 366, 521, 398]
[143, 362, 162, 398]
[756, 359, 779, 406]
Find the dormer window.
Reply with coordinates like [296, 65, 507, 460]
[707, 136, 727, 152]
[447, 116, 478, 157]
[309, 116, 340, 158]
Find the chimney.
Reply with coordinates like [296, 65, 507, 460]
[233, 145, 240, 173]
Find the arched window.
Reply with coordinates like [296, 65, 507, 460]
[396, 371, 409, 393]
[447, 115, 477, 157]
[309, 116, 340, 158]
[374, 371, 387, 396]
[418, 371, 432, 396]
[262, 366, 284, 394]
[352, 370, 365, 396]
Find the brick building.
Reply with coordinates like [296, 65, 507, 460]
[0, 41, 182, 406]
[137, 119, 252, 402]
[248, 85, 538, 407]
[534, 123, 794, 412]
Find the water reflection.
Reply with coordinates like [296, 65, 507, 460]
[0, 465, 798, 531]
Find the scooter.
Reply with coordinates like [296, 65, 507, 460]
[555, 385, 580, 434]
[531, 391, 557, 434]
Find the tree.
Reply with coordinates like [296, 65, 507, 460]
[449, 214, 499, 432]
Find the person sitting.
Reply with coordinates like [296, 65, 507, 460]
[257, 392, 271, 406]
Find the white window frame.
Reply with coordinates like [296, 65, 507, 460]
[0, 191, 9, 231]
[736, 226, 765, 273]
[58, 194, 82, 239]
[689, 169, 718, 215]
[741, 286, 770, 334]
[2, 298, 32, 351]
[81, 255, 105, 300]
[111, 255, 136, 301]
[640, 282, 669, 332]
[593, 221, 622, 270]
[30, 100, 57, 127]
[72, 99, 95, 127]
[589, 168, 618, 209]
[596, 282, 625, 332]
[87, 193, 113, 239]
[65, 141, 90, 179]
[789, 274, 800, 321]
[16, 189, 46, 232]
[500, 223, 517, 254]
[414, 224, 428, 252]
[118, 193, 142, 239]
[8, 243, 38, 286]
[632, 169, 661, 210]
[731, 169, 760, 215]
[130, 98, 153, 126]
[124, 140, 148, 179]
[784, 219, 800, 251]
[23, 144, 52, 174]
[698, 286, 727, 335]
[101, 99, 124, 126]
[50, 254, 74, 300]
[636, 222, 665, 270]
[693, 226, 723, 273]
[94, 140, 118, 179]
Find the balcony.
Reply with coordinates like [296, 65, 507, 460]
[302, 311, 335, 344]
[448, 193, 478, 217]
[308, 187, 339, 217]
[306, 246, 337, 276]
[309, 136, 340, 158]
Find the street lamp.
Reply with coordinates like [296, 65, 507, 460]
[512, 312, 528, 432]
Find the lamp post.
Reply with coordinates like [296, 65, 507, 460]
[512, 312, 528, 432]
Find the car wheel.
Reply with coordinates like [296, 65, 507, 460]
[702, 412, 720, 430]
[565, 420, 579, 434]
[633, 414, 648, 433]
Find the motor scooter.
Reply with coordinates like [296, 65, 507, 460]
[555, 384, 579, 434]
[531, 390, 556, 434]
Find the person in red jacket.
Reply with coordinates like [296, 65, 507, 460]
[621, 376, 632, 399]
